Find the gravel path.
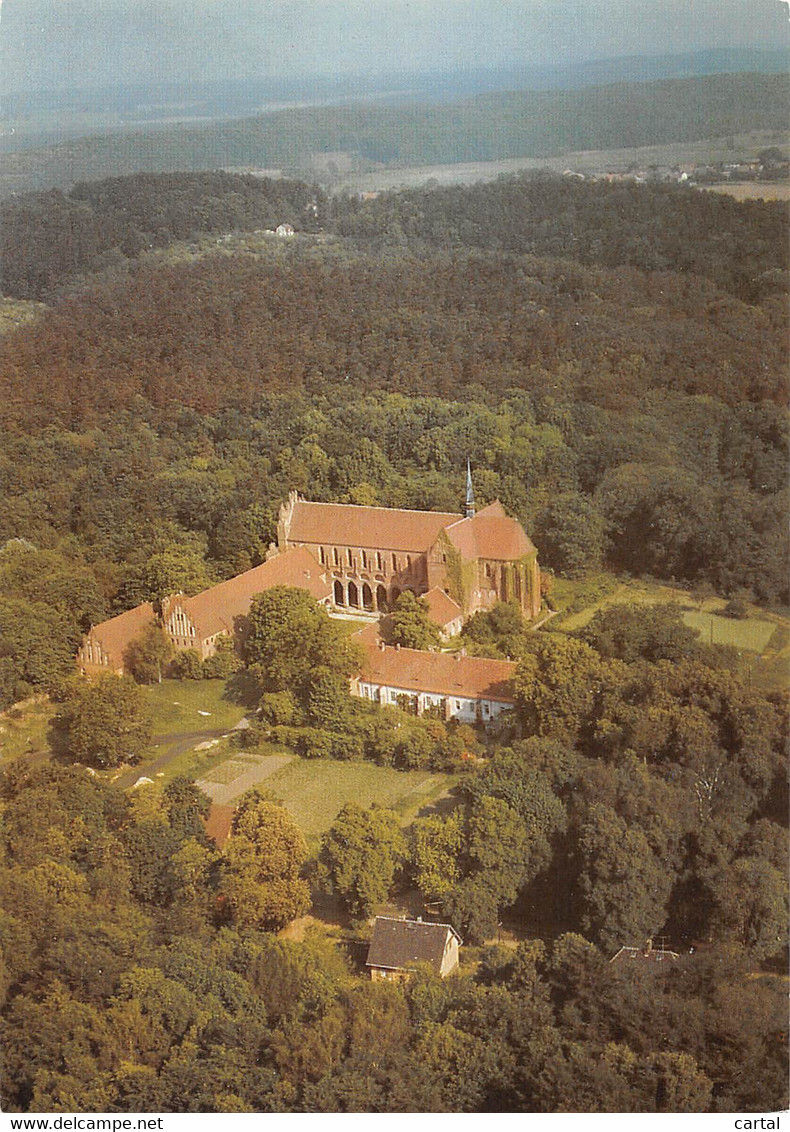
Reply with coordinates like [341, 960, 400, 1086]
[114, 728, 231, 789]
[195, 752, 293, 804]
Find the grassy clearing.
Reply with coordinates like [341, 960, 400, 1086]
[550, 573, 679, 632]
[152, 737, 237, 787]
[257, 757, 459, 845]
[682, 610, 777, 652]
[0, 697, 56, 763]
[548, 573, 789, 693]
[142, 679, 246, 737]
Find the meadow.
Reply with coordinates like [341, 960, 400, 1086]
[550, 572, 789, 691]
[220, 754, 460, 845]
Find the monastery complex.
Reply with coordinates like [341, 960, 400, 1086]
[78, 481, 540, 721]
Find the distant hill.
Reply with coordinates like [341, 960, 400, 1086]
[1, 72, 787, 198]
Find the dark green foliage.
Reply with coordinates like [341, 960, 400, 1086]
[1, 173, 324, 300]
[201, 637, 241, 679]
[533, 491, 608, 577]
[0, 758, 787, 1113]
[56, 675, 152, 768]
[170, 648, 203, 680]
[243, 586, 360, 700]
[124, 624, 175, 685]
[383, 591, 441, 650]
[461, 601, 530, 658]
[0, 596, 76, 708]
[723, 595, 750, 619]
[317, 803, 407, 919]
[580, 602, 701, 663]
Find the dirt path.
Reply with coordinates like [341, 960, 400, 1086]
[114, 728, 231, 788]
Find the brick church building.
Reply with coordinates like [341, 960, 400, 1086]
[277, 477, 540, 623]
[78, 474, 540, 708]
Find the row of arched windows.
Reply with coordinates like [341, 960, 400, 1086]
[316, 544, 417, 576]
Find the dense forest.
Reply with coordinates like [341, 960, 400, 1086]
[3, 171, 788, 303]
[1, 593, 787, 1111]
[1, 71, 787, 197]
[0, 169, 787, 1113]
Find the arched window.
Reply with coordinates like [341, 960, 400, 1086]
[319, 546, 326, 564]
[334, 579, 344, 605]
[362, 583, 373, 610]
[333, 547, 339, 566]
[376, 584, 388, 611]
[348, 581, 359, 607]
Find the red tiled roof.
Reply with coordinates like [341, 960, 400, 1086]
[444, 501, 536, 561]
[358, 637, 515, 702]
[204, 803, 235, 848]
[287, 500, 461, 552]
[83, 602, 157, 668]
[423, 587, 463, 628]
[181, 547, 331, 640]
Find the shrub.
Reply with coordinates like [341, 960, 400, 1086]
[170, 649, 204, 680]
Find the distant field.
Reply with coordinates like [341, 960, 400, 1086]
[334, 130, 790, 194]
[697, 181, 790, 201]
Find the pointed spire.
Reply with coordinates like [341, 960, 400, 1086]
[465, 458, 476, 518]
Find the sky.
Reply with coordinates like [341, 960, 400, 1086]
[1, 0, 788, 93]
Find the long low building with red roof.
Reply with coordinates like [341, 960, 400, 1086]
[161, 546, 331, 657]
[78, 601, 158, 675]
[78, 546, 332, 675]
[352, 631, 516, 724]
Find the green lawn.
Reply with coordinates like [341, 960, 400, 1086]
[142, 679, 247, 737]
[551, 574, 682, 633]
[0, 697, 56, 763]
[681, 611, 778, 652]
[548, 574, 789, 693]
[259, 758, 459, 845]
